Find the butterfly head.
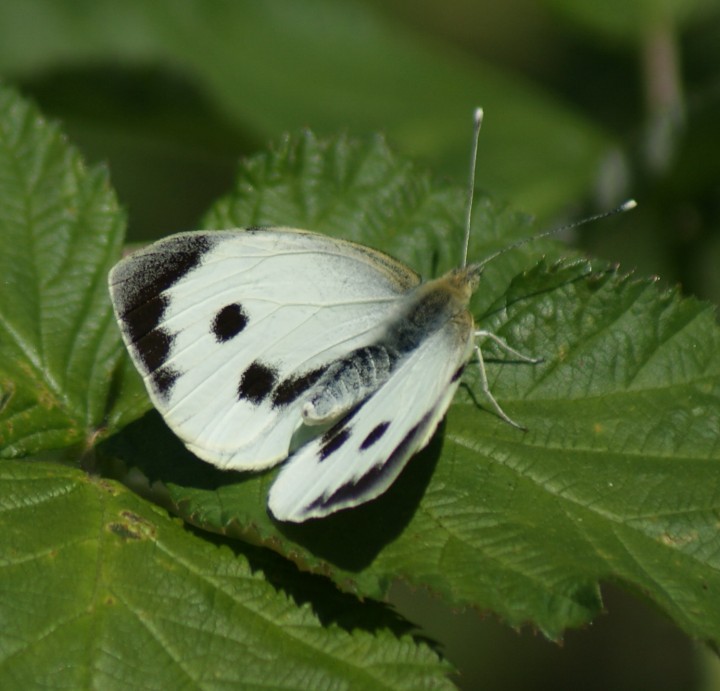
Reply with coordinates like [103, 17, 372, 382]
[446, 263, 483, 300]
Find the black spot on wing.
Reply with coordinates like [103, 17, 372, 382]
[238, 361, 278, 405]
[212, 303, 249, 342]
[307, 409, 435, 513]
[451, 364, 465, 383]
[315, 399, 369, 462]
[113, 234, 215, 317]
[272, 366, 327, 407]
[360, 421, 390, 450]
[319, 425, 352, 461]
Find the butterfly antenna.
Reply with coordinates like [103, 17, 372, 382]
[476, 198, 638, 270]
[462, 107, 484, 268]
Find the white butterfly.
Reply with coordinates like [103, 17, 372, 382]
[109, 109, 635, 522]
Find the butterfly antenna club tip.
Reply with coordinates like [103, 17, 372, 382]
[620, 199, 638, 212]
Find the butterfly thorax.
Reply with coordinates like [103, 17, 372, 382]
[301, 265, 479, 426]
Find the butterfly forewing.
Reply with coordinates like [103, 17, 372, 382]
[109, 228, 420, 470]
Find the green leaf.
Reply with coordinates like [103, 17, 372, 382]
[103, 131, 720, 645]
[0, 0, 612, 214]
[0, 84, 146, 458]
[0, 460, 452, 689]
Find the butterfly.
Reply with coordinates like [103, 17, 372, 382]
[108, 109, 635, 522]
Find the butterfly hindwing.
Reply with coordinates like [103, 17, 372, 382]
[268, 306, 474, 521]
[109, 227, 421, 470]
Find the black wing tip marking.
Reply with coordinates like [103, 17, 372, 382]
[123, 294, 170, 344]
[151, 365, 181, 399]
[133, 327, 175, 374]
[113, 234, 216, 379]
[212, 302, 249, 342]
[112, 233, 215, 317]
[238, 361, 278, 405]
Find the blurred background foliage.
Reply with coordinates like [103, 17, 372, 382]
[0, 1, 718, 689]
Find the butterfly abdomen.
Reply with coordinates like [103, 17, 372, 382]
[302, 344, 399, 424]
[301, 271, 475, 426]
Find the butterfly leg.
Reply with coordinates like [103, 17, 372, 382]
[474, 330, 542, 365]
[472, 330, 542, 430]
